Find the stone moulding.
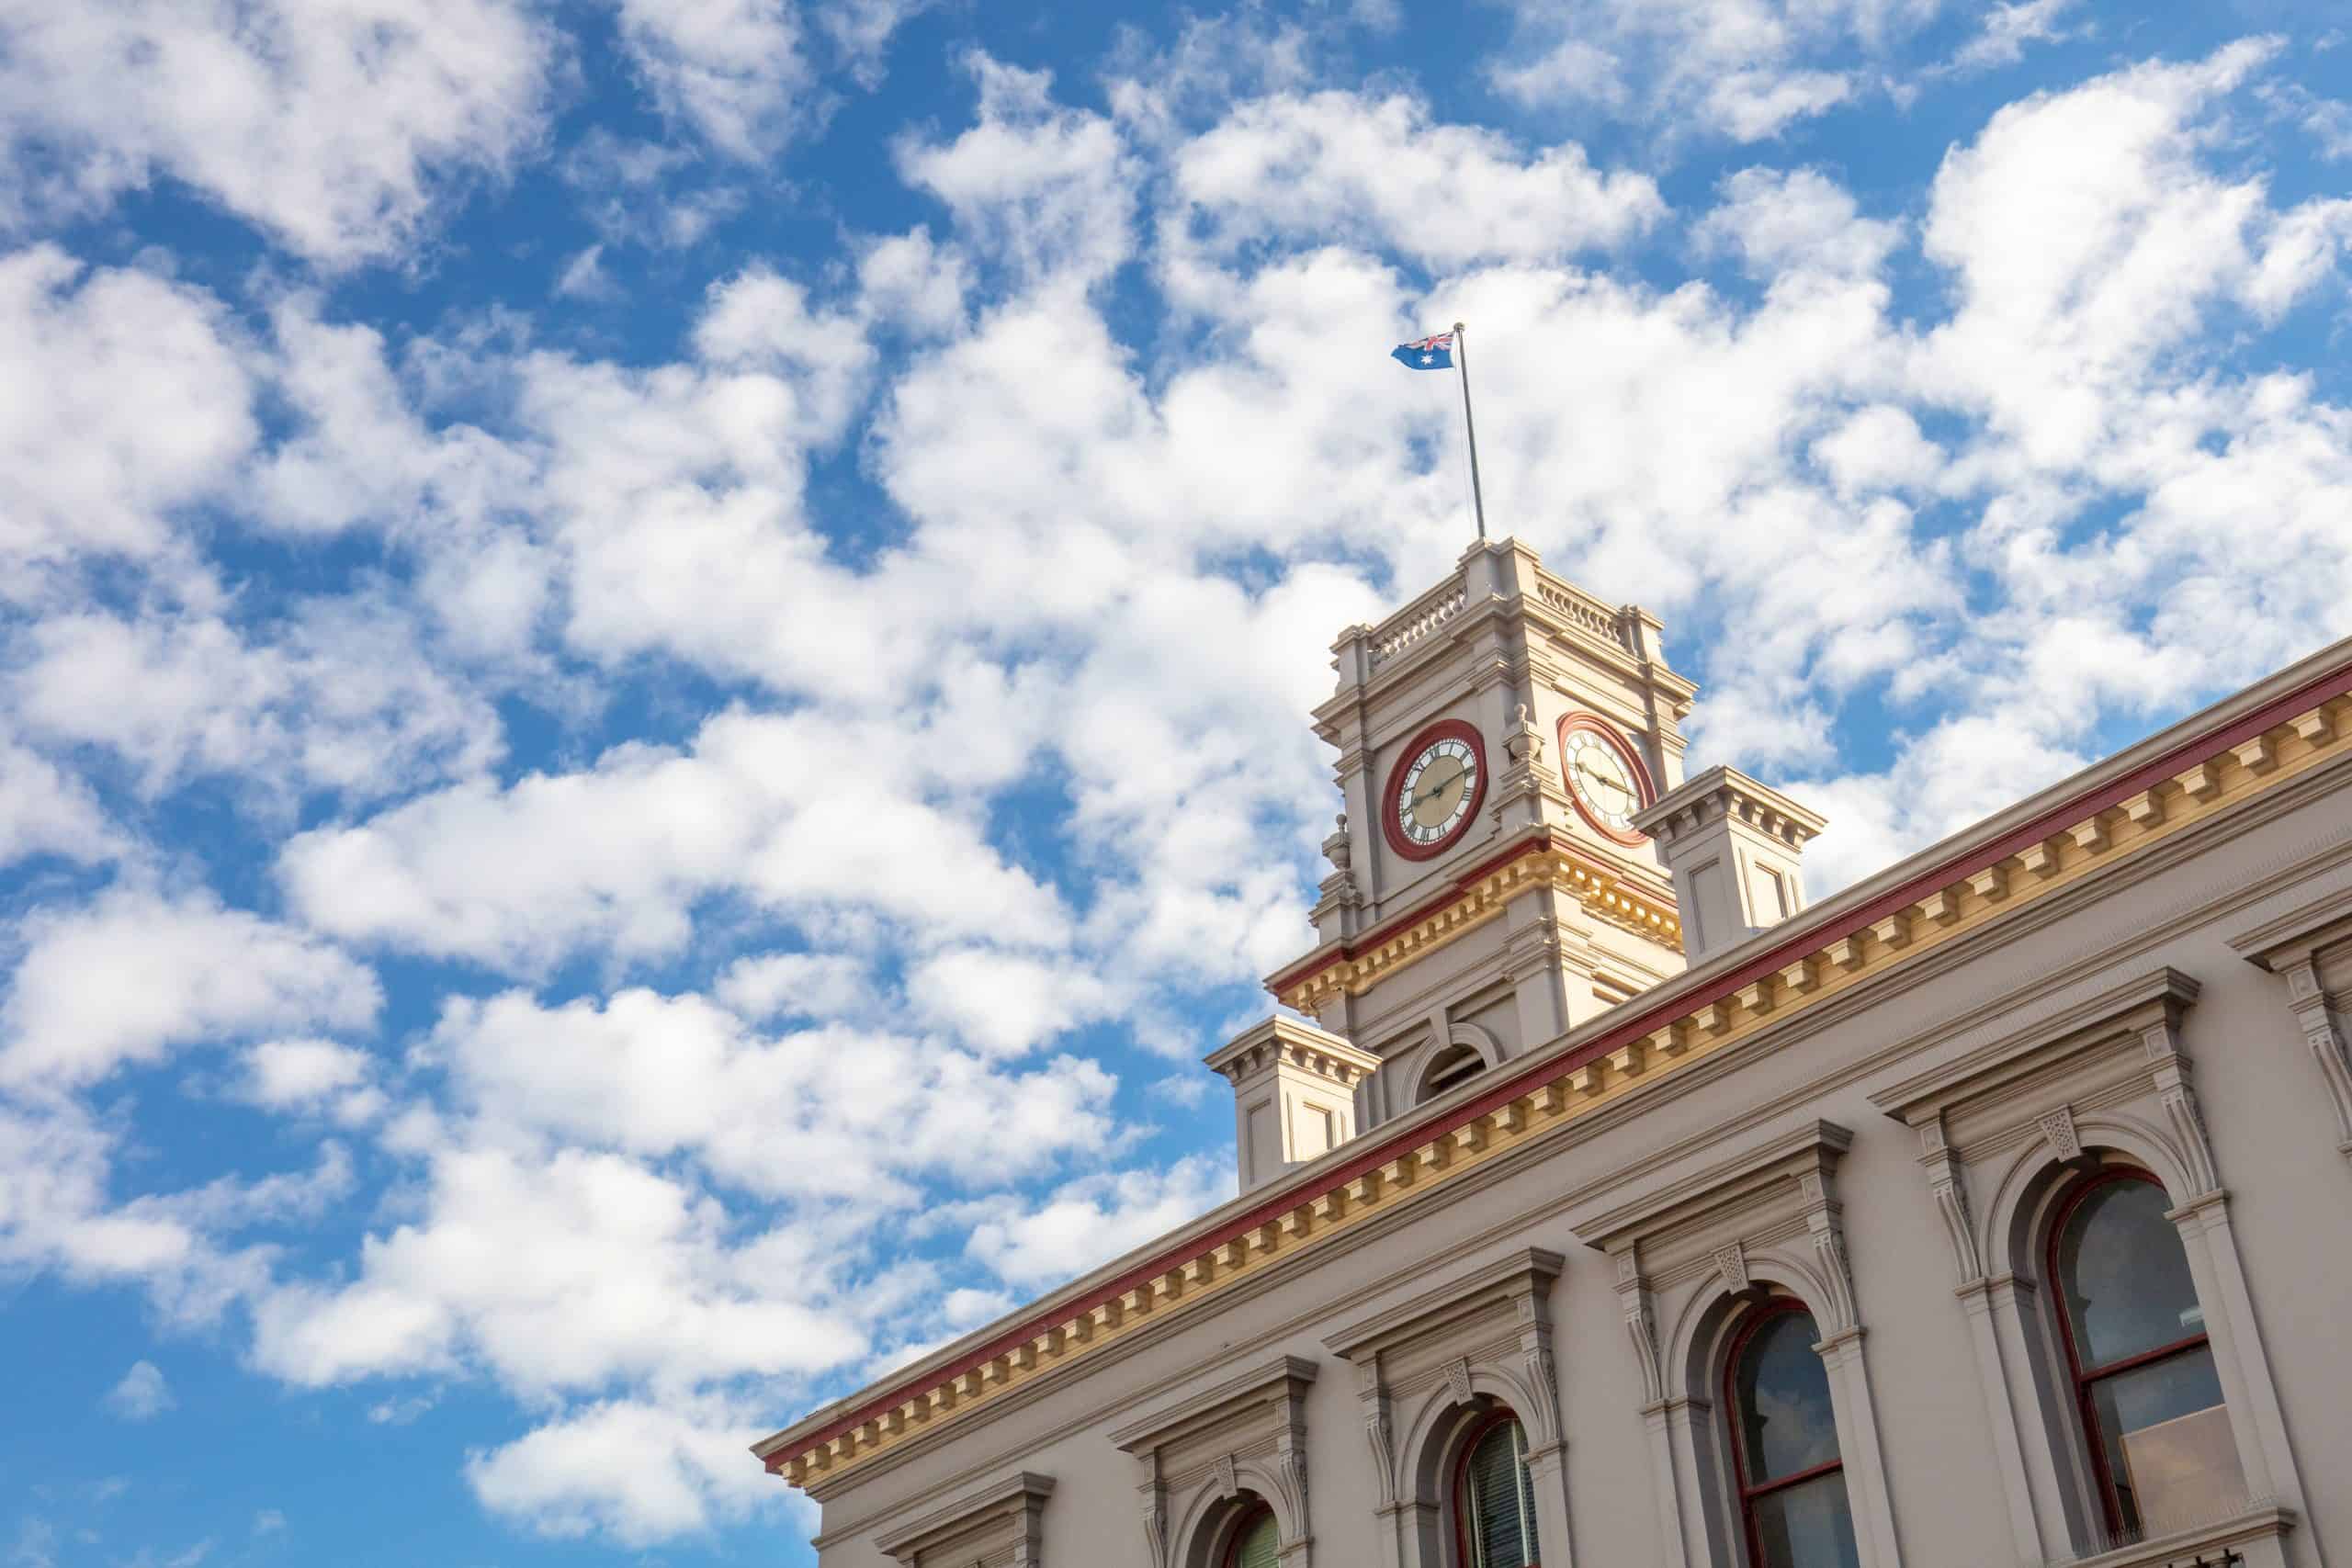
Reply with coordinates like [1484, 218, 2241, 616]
[1323, 1249, 1569, 1568]
[2228, 882, 2352, 1165]
[872, 1471, 1054, 1568]
[1265, 829, 1681, 1015]
[752, 659, 2352, 1495]
[1111, 1354, 1318, 1568]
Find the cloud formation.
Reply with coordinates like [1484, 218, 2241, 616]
[1, 9, 2348, 1557]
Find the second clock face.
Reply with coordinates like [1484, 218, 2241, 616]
[1560, 716, 1653, 843]
[1384, 720, 1488, 861]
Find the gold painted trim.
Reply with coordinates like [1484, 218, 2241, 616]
[1276, 852, 1679, 1016]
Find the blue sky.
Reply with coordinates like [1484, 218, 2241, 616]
[3, 0, 2350, 1562]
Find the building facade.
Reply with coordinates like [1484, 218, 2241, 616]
[754, 538, 2352, 1568]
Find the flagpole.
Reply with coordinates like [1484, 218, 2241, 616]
[1453, 321, 1487, 542]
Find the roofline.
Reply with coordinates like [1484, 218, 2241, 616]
[754, 633, 2352, 1470]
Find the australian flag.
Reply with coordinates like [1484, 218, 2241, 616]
[1392, 331, 1454, 370]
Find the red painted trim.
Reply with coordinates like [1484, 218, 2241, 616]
[767, 658, 2352, 1471]
[1724, 1299, 1846, 1568]
[1557, 712, 1656, 846]
[1382, 718, 1491, 863]
[2046, 1166, 2212, 1538]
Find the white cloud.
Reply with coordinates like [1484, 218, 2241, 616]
[251, 1511, 285, 1537]
[713, 953, 875, 1021]
[898, 54, 1136, 284]
[465, 1397, 779, 1544]
[909, 949, 1114, 1056]
[1487, 0, 1929, 142]
[1696, 167, 1902, 279]
[855, 227, 971, 336]
[0, 0, 555, 265]
[104, 1360, 174, 1420]
[814, 0, 933, 88]
[422, 987, 1119, 1199]
[1811, 405, 1945, 496]
[1170, 91, 1664, 266]
[279, 706, 1069, 974]
[10, 599, 505, 806]
[1918, 40, 2292, 466]
[611, 0, 813, 159]
[965, 1153, 1234, 1290]
[0, 248, 252, 600]
[1947, 0, 2081, 73]
[236, 1039, 385, 1126]
[249, 1141, 870, 1393]
[0, 741, 120, 869]
[554, 245, 621, 303]
[1, 889, 380, 1089]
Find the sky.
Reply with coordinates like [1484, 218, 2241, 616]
[1, 0, 2349, 1562]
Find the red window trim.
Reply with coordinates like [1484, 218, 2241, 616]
[1450, 1407, 1539, 1568]
[1722, 1298, 1848, 1568]
[1219, 1500, 1275, 1568]
[2044, 1166, 2216, 1539]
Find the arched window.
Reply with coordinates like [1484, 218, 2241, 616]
[1421, 1043, 1487, 1101]
[1724, 1302, 1860, 1568]
[2049, 1168, 2245, 1537]
[1453, 1411, 1539, 1568]
[1222, 1503, 1278, 1568]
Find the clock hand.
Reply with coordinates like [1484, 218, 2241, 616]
[1577, 764, 1631, 797]
[1415, 767, 1469, 805]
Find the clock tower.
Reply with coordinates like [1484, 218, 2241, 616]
[1252, 538, 1699, 1138]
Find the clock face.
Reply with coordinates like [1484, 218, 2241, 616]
[1559, 715, 1654, 844]
[1382, 720, 1487, 861]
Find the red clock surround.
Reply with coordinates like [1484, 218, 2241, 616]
[1382, 718, 1490, 863]
[1556, 711, 1657, 846]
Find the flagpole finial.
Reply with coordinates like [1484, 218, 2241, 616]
[1453, 321, 1465, 333]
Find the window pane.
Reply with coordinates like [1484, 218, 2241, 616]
[2090, 1347, 2245, 1536]
[1735, 1310, 1840, 1484]
[1231, 1510, 1280, 1568]
[2058, 1179, 2203, 1369]
[1748, 1471, 1861, 1568]
[1464, 1419, 1535, 1568]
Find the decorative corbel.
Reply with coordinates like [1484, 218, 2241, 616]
[1139, 1478, 1170, 1568]
[2140, 1014, 2222, 1196]
[1797, 1167, 1860, 1335]
[1917, 1115, 1984, 1286]
[1615, 1247, 1666, 1407]
[2281, 956, 2352, 1151]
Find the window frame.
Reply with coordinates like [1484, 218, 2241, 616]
[1219, 1500, 1278, 1568]
[1721, 1297, 1849, 1568]
[2043, 1165, 2219, 1539]
[1449, 1407, 1538, 1568]
[1420, 1042, 1487, 1102]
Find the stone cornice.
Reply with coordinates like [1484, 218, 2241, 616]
[1567, 1120, 1852, 1253]
[1866, 966, 2201, 1127]
[753, 644, 2352, 1495]
[1633, 764, 1828, 851]
[871, 1471, 1054, 1564]
[1263, 828, 1681, 1014]
[1106, 1352, 1317, 1454]
[2227, 881, 2352, 970]
[1322, 1247, 1564, 1364]
[1204, 1017, 1381, 1089]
